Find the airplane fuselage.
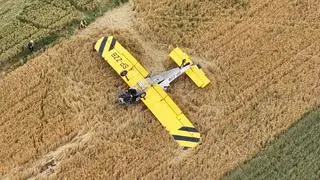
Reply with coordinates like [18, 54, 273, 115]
[147, 62, 192, 90]
[118, 62, 193, 105]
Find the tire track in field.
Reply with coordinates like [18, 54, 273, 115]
[200, 0, 316, 94]
[198, 0, 276, 54]
[0, 88, 41, 126]
[208, 24, 319, 111]
[0, 79, 42, 115]
[226, 40, 320, 116]
[3, 130, 92, 179]
[213, 53, 320, 150]
[224, 26, 318, 94]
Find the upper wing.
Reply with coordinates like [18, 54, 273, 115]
[95, 36, 149, 87]
[142, 84, 201, 148]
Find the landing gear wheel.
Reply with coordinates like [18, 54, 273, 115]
[120, 70, 128, 77]
[139, 92, 146, 99]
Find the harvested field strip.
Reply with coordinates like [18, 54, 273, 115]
[18, 1, 70, 28]
[41, 0, 74, 10]
[224, 110, 320, 179]
[0, 0, 77, 66]
[0, 21, 38, 52]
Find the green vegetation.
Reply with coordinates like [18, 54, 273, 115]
[225, 109, 320, 180]
[0, 0, 127, 73]
[112, 0, 129, 6]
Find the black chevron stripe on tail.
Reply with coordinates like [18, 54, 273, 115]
[109, 38, 116, 51]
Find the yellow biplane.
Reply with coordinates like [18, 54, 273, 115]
[95, 36, 210, 149]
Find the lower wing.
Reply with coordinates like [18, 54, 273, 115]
[95, 36, 149, 87]
[142, 84, 201, 148]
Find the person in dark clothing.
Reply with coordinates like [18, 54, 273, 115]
[27, 40, 35, 52]
[128, 88, 139, 102]
[118, 88, 139, 105]
[79, 19, 88, 29]
[118, 88, 146, 105]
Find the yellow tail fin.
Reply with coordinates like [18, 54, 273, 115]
[169, 47, 210, 88]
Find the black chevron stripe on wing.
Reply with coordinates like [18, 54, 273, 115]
[179, 126, 198, 133]
[172, 126, 200, 148]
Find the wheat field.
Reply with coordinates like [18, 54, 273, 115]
[1, 0, 320, 179]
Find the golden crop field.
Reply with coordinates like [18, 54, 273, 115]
[1, 0, 320, 179]
[133, 0, 320, 178]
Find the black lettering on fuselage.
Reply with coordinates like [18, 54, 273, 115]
[111, 52, 129, 69]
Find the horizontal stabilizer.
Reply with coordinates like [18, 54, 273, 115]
[169, 47, 210, 88]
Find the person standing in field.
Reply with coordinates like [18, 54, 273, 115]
[79, 19, 88, 29]
[27, 40, 35, 52]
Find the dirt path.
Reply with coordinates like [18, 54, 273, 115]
[79, 3, 169, 72]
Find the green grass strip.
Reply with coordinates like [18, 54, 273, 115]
[224, 109, 320, 180]
[2, 0, 129, 73]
